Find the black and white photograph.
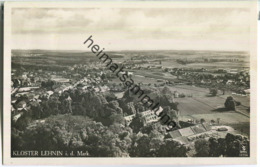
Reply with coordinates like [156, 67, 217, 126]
[2, 1, 257, 165]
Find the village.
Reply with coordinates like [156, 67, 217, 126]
[10, 50, 250, 157]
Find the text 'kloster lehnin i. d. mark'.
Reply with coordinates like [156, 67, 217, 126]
[83, 35, 178, 130]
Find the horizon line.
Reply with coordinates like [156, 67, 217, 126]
[11, 48, 249, 53]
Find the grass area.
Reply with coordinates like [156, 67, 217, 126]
[166, 85, 250, 116]
[169, 85, 209, 97]
[228, 122, 250, 137]
[180, 112, 249, 124]
[176, 98, 214, 115]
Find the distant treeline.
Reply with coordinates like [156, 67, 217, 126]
[12, 62, 68, 71]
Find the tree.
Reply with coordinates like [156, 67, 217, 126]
[71, 89, 83, 102]
[41, 80, 55, 90]
[104, 92, 117, 102]
[135, 102, 145, 113]
[118, 101, 136, 116]
[22, 124, 60, 151]
[130, 135, 151, 157]
[13, 112, 32, 131]
[194, 139, 210, 157]
[157, 139, 188, 157]
[209, 137, 220, 157]
[224, 96, 236, 110]
[106, 101, 123, 114]
[210, 88, 218, 96]
[225, 133, 243, 157]
[73, 103, 85, 116]
[217, 118, 220, 124]
[200, 118, 206, 124]
[48, 96, 61, 115]
[149, 138, 164, 156]
[11, 128, 24, 153]
[129, 114, 145, 133]
[163, 106, 179, 120]
[29, 101, 43, 119]
[108, 113, 125, 125]
[161, 86, 173, 95]
[217, 138, 227, 156]
[81, 91, 108, 118]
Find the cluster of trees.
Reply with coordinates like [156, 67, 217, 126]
[41, 80, 56, 90]
[12, 85, 182, 157]
[14, 86, 175, 130]
[122, 86, 179, 112]
[12, 114, 188, 157]
[129, 134, 188, 157]
[13, 90, 127, 129]
[12, 115, 132, 157]
[69, 89, 146, 126]
[195, 133, 249, 157]
[12, 110, 249, 157]
[12, 84, 249, 158]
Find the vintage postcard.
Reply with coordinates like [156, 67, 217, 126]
[3, 1, 257, 165]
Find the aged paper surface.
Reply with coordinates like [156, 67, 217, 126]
[3, 1, 257, 165]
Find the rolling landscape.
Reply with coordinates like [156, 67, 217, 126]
[11, 49, 250, 157]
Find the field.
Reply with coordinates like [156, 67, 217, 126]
[180, 112, 249, 124]
[162, 84, 250, 116]
[12, 49, 250, 71]
[176, 98, 217, 115]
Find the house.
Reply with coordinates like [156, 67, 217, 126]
[119, 71, 134, 77]
[17, 87, 39, 93]
[13, 113, 23, 122]
[46, 91, 54, 98]
[243, 89, 250, 95]
[124, 107, 163, 125]
[100, 85, 110, 92]
[140, 109, 161, 124]
[94, 87, 100, 92]
[200, 80, 206, 84]
[124, 114, 136, 125]
[16, 101, 27, 111]
[226, 80, 233, 85]
[174, 91, 179, 98]
[22, 74, 27, 79]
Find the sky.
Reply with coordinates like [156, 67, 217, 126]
[12, 7, 251, 51]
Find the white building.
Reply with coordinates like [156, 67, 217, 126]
[124, 114, 136, 125]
